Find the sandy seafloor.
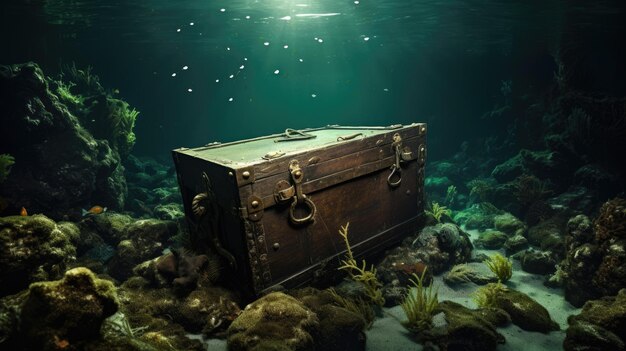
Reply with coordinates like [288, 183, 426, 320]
[199, 229, 581, 350]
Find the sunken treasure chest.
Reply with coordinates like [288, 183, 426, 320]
[172, 124, 427, 297]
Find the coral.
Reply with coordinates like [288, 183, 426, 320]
[425, 202, 451, 223]
[484, 253, 513, 282]
[337, 223, 384, 306]
[594, 197, 626, 242]
[0, 154, 14, 183]
[401, 267, 439, 332]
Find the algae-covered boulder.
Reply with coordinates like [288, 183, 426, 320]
[520, 249, 557, 275]
[227, 292, 320, 351]
[0, 214, 79, 296]
[425, 301, 505, 351]
[0, 63, 129, 219]
[564, 289, 626, 351]
[494, 212, 526, 236]
[490, 285, 559, 333]
[107, 219, 178, 281]
[292, 288, 367, 351]
[0, 267, 118, 350]
[476, 230, 508, 249]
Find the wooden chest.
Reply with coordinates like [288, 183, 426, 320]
[172, 124, 427, 297]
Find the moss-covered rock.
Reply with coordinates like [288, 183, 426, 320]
[476, 230, 508, 249]
[227, 292, 320, 351]
[107, 219, 178, 281]
[491, 286, 559, 333]
[503, 234, 529, 255]
[1, 267, 118, 350]
[494, 213, 526, 236]
[564, 289, 626, 351]
[0, 214, 79, 296]
[424, 301, 505, 351]
[292, 288, 367, 351]
[520, 249, 558, 275]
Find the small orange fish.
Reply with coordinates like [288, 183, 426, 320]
[82, 205, 107, 216]
[20, 207, 28, 216]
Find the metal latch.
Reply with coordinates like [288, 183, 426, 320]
[387, 133, 413, 187]
[273, 160, 316, 225]
[275, 128, 317, 142]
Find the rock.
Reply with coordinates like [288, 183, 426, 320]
[381, 282, 407, 307]
[0, 62, 130, 220]
[424, 301, 505, 351]
[493, 212, 526, 236]
[503, 234, 529, 255]
[1, 267, 118, 350]
[425, 176, 453, 195]
[380, 223, 472, 277]
[492, 287, 559, 333]
[453, 203, 501, 231]
[443, 263, 498, 286]
[527, 215, 566, 248]
[293, 288, 367, 351]
[520, 250, 557, 275]
[78, 212, 134, 245]
[0, 214, 79, 296]
[153, 203, 184, 221]
[561, 200, 626, 307]
[476, 230, 508, 249]
[547, 186, 597, 214]
[564, 289, 626, 351]
[227, 292, 319, 351]
[107, 219, 178, 281]
[573, 164, 621, 199]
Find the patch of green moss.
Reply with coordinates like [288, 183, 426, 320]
[0, 153, 15, 183]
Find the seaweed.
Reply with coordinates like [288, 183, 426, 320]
[484, 253, 513, 283]
[472, 282, 508, 308]
[328, 287, 375, 329]
[425, 202, 451, 223]
[401, 267, 439, 332]
[0, 154, 14, 183]
[337, 223, 385, 307]
[467, 178, 496, 202]
[444, 185, 457, 208]
[514, 174, 552, 206]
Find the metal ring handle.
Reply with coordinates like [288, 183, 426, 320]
[289, 196, 316, 225]
[387, 166, 402, 187]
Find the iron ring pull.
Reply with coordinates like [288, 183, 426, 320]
[387, 165, 402, 187]
[289, 195, 317, 225]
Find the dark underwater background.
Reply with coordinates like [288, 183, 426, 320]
[0, 1, 625, 350]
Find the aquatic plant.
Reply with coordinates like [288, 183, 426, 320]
[62, 62, 103, 94]
[108, 98, 139, 157]
[53, 80, 84, 106]
[401, 267, 439, 331]
[444, 185, 457, 207]
[328, 287, 375, 329]
[594, 197, 626, 241]
[472, 282, 508, 308]
[337, 222, 385, 306]
[425, 202, 451, 223]
[514, 174, 552, 206]
[484, 253, 513, 283]
[467, 178, 495, 202]
[444, 264, 475, 284]
[0, 154, 15, 183]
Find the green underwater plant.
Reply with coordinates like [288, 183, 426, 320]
[444, 185, 457, 207]
[472, 282, 508, 308]
[425, 202, 451, 223]
[108, 98, 139, 157]
[484, 253, 513, 283]
[337, 222, 385, 307]
[401, 266, 439, 331]
[54, 80, 84, 106]
[467, 178, 495, 202]
[328, 287, 375, 328]
[0, 154, 15, 183]
[514, 174, 552, 206]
